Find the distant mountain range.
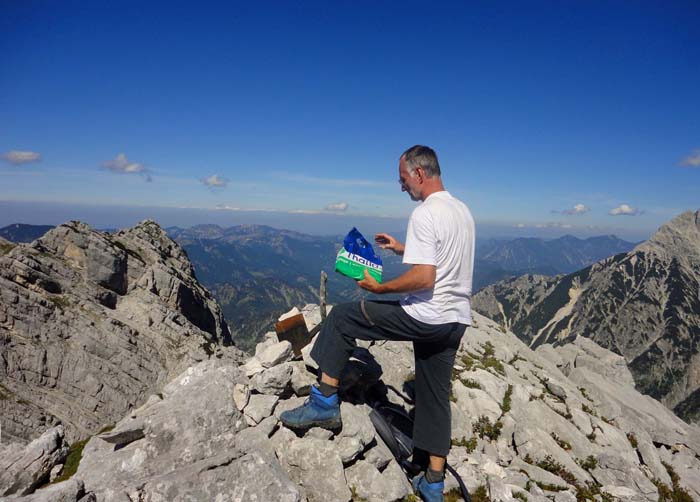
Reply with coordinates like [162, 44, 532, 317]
[0, 223, 55, 243]
[473, 235, 638, 290]
[473, 210, 700, 423]
[164, 225, 409, 351]
[1, 222, 638, 351]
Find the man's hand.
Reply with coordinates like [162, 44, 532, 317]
[374, 233, 405, 255]
[357, 264, 435, 295]
[357, 269, 383, 293]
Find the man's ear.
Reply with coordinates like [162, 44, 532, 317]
[415, 166, 425, 183]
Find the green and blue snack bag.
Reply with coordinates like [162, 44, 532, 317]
[335, 227, 383, 282]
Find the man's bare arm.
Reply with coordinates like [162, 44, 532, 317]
[357, 264, 435, 294]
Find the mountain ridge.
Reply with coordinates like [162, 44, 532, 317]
[473, 209, 700, 423]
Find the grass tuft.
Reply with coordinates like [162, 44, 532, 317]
[51, 437, 90, 484]
[451, 436, 478, 452]
[472, 415, 502, 441]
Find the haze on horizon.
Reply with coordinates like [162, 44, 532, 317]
[1, 1, 698, 242]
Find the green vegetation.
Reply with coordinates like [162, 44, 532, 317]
[533, 454, 616, 501]
[586, 430, 597, 442]
[535, 455, 577, 486]
[444, 488, 466, 502]
[472, 415, 503, 441]
[535, 481, 569, 492]
[651, 461, 694, 502]
[551, 433, 572, 451]
[576, 455, 598, 471]
[501, 385, 513, 413]
[0, 242, 16, 255]
[581, 403, 596, 416]
[402, 495, 420, 502]
[508, 354, 525, 365]
[51, 437, 90, 484]
[460, 354, 477, 371]
[513, 491, 528, 502]
[480, 342, 505, 376]
[458, 343, 506, 376]
[470, 485, 491, 502]
[451, 436, 478, 452]
[460, 378, 481, 389]
[350, 485, 368, 502]
[49, 295, 71, 309]
[601, 416, 614, 426]
[627, 432, 638, 449]
[578, 387, 593, 402]
[0, 383, 11, 400]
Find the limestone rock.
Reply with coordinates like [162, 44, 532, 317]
[345, 460, 410, 502]
[233, 383, 250, 411]
[251, 362, 293, 394]
[334, 402, 376, 463]
[278, 437, 350, 502]
[0, 220, 242, 445]
[244, 393, 279, 425]
[9, 478, 88, 502]
[0, 425, 70, 497]
[258, 340, 294, 368]
[290, 360, 317, 396]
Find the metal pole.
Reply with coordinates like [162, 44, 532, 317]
[320, 270, 328, 321]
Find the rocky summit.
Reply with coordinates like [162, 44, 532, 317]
[2, 305, 699, 501]
[0, 220, 242, 446]
[473, 210, 700, 424]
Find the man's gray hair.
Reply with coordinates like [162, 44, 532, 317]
[401, 145, 441, 178]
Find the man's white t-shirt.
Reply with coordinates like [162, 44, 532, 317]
[400, 191, 475, 325]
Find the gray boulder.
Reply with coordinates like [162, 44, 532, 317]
[0, 425, 69, 497]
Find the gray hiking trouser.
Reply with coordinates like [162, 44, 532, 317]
[310, 300, 466, 457]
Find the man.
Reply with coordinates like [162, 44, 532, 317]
[280, 145, 475, 502]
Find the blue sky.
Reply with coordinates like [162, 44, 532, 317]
[1, 1, 698, 240]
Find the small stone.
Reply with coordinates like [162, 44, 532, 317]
[244, 394, 279, 425]
[546, 381, 568, 400]
[290, 361, 317, 396]
[233, 383, 250, 411]
[251, 363, 293, 395]
[241, 357, 265, 377]
[302, 334, 319, 370]
[306, 427, 333, 440]
[258, 341, 294, 368]
[49, 463, 64, 483]
[278, 307, 301, 322]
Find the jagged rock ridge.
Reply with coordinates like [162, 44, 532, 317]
[3, 307, 699, 501]
[473, 210, 700, 423]
[0, 220, 242, 445]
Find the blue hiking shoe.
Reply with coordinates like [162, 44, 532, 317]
[279, 386, 342, 431]
[412, 473, 444, 502]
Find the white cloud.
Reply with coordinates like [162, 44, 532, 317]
[562, 203, 590, 215]
[1, 150, 42, 165]
[202, 174, 228, 187]
[515, 222, 573, 229]
[325, 202, 349, 212]
[680, 149, 700, 168]
[609, 204, 640, 216]
[288, 209, 322, 214]
[102, 153, 148, 176]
